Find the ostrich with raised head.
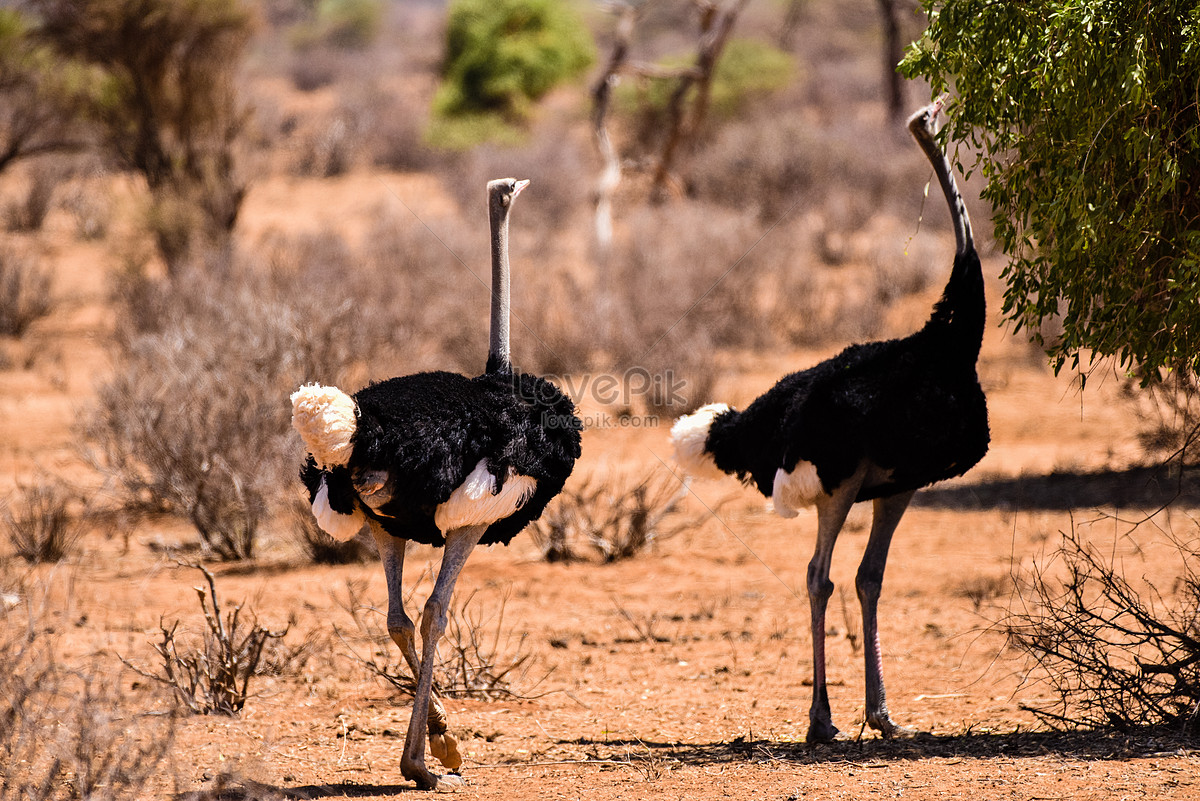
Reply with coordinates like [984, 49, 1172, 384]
[291, 178, 581, 790]
[670, 98, 989, 743]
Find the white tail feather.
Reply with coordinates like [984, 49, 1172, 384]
[435, 459, 537, 531]
[291, 384, 357, 469]
[669, 403, 731, 481]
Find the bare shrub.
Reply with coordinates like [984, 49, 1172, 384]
[290, 111, 363, 177]
[87, 242, 390, 559]
[529, 470, 691, 563]
[289, 498, 372, 565]
[693, 109, 932, 225]
[607, 200, 768, 354]
[0, 244, 52, 337]
[4, 161, 65, 232]
[124, 563, 289, 715]
[338, 580, 549, 700]
[1120, 369, 1200, 464]
[1, 603, 174, 800]
[955, 572, 1011, 612]
[444, 127, 591, 231]
[2, 476, 83, 564]
[1005, 524, 1200, 733]
[368, 98, 443, 173]
[286, 44, 344, 91]
[61, 182, 111, 241]
[356, 206, 487, 375]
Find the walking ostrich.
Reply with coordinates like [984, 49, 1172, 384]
[670, 98, 989, 743]
[291, 178, 581, 790]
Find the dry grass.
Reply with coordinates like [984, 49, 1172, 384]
[2, 477, 83, 565]
[337, 579, 550, 701]
[1, 589, 175, 800]
[529, 469, 692, 563]
[288, 498, 374, 565]
[0, 244, 52, 338]
[3, 161, 65, 233]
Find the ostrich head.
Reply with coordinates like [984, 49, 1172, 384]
[907, 93, 947, 140]
[485, 178, 529, 375]
[907, 94, 973, 257]
[488, 178, 529, 221]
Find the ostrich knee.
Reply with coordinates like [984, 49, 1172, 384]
[807, 562, 834, 606]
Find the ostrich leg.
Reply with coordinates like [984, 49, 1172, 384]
[400, 524, 486, 791]
[805, 464, 868, 743]
[369, 522, 462, 772]
[857, 490, 917, 737]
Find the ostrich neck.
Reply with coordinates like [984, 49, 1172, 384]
[915, 131, 974, 257]
[912, 120, 985, 362]
[487, 203, 512, 374]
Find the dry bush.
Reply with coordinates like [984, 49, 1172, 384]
[367, 96, 444, 173]
[289, 106, 367, 177]
[4, 161, 65, 232]
[356, 206, 488, 375]
[1005, 524, 1200, 733]
[61, 182, 111, 241]
[124, 563, 289, 716]
[2, 476, 83, 564]
[529, 470, 691, 563]
[955, 572, 1011, 613]
[444, 127, 591, 231]
[1120, 369, 1200, 464]
[0, 244, 53, 337]
[288, 498, 373, 565]
[286, 44, 344, 91]
[88, 241, 396, 559]
[338, 580, 549, 700]
[690, 110, 932, 226]
[1, 602, 174, 800]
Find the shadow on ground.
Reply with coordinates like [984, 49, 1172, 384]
[563, 726, 1196, 765]
[184, 729, 1196, 799]
[915, 464, 1200, 511]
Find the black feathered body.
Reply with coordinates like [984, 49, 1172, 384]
[302, 370, 581, 547]
[706, 249, 989, 503]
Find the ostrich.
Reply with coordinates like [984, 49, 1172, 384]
[290, 178, 581, 790]
[670, 98, 989, 743]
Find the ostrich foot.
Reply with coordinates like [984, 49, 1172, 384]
[806, 719, 840, 744]
[402, 757, 465, 792]
[429, 731, 463, 771]
[867, 713, 918, 739]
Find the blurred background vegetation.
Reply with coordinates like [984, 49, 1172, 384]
[0, 0, 1191, 561]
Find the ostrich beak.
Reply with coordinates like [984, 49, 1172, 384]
[513, 179, 530, 197]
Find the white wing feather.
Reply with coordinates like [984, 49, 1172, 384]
[771, 461, 823, 518]
[312, 476, 366, 541]
[435, 459, 537, 531]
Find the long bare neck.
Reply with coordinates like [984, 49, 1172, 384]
[910, 104, 985, 362]
[487, 198, 512, 374]
[911, 117, 974, 257]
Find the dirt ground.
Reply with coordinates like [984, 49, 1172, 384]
[5, 209, 1200, 798]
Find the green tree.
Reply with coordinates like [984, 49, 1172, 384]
[901, 0, 1200, 380]
[434, 0, 594, 120]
